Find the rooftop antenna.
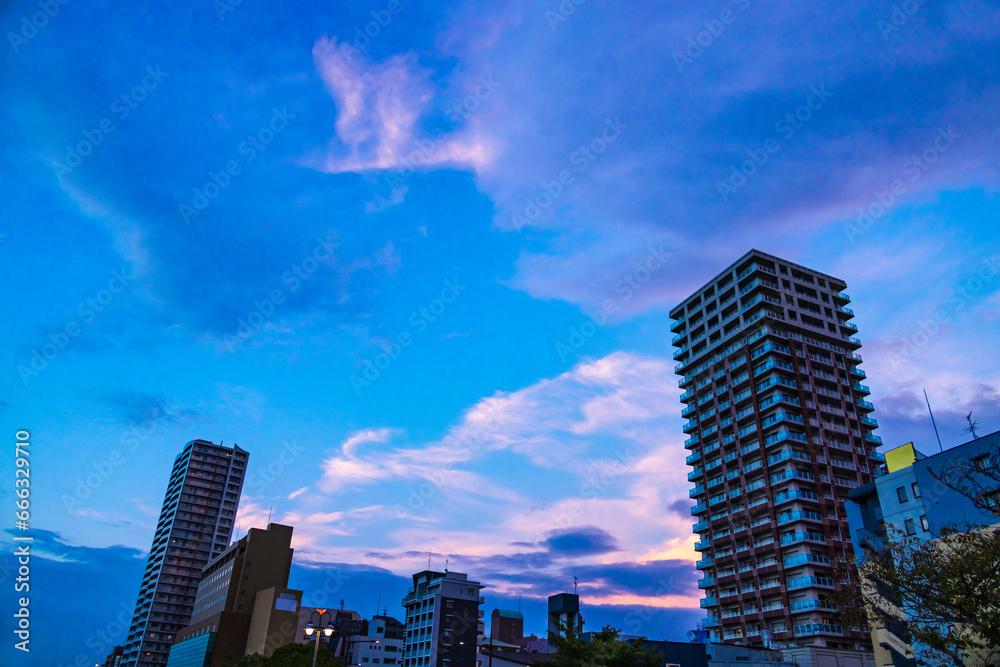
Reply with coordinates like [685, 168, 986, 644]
[923, 389, 944, 452]
[340, 598, 345, 610]
[574, 576, 578, 595]
[963, 412, 980, 440]
[445, 558, 449, 573]
[428, 550, 432, 570]
[267, 504, 273, 525]
[376, 590, 381, 618]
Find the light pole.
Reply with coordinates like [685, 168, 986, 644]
[304, 609, 335, 667]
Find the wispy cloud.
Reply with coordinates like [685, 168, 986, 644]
[309, 37, 496, 174]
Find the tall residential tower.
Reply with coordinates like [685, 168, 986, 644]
[402, 570, 484, 667]
[121, 439, 248, 667]
[670, 250, 883, 653]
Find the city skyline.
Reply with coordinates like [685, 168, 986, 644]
[2, 0, 999, 666]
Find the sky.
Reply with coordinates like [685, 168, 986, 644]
[1, 0, 999, 665]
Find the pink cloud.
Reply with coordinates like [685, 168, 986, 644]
[309, 37, 496, 174]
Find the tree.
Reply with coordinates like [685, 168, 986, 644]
[932, 438, 1000, 518]
[220, 642, 343, 667]
[840, 521, 1000, 666]
[549, 622, 663, 667]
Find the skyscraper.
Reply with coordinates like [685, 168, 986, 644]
[670, 250, 883, 653]
[121, 439, 248, 667]
[402, 570, 484, 667]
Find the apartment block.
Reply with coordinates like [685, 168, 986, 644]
[670, 250, 883, 652]
[164, 522, 298, 667]
[402, 570, 484, 667]
[121, 440, 248, 667]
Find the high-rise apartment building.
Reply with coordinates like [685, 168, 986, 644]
[402, 570, 484, 667]
[121, 439, 248, 667]
[670, 250, 884, 652]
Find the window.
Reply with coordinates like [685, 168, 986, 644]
[896, 487, 908, 503]
[911, 483, 921, 498]
[904, 519, 916, 535]
[974, 455, 991, 472]
[920, 515, 929, 531]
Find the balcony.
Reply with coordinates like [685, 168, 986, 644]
[686, 451, 701, 465]
[864, 433, 883, 444]
[787, 575, 835, 590]
[683, 420, 699, 433]
[691, 503, 708, 515]
[704, 616, 719, 628]
[696, 557, 713, 570]
[690, 485, 706, 498]
[869, 450, 886, 462]
[780, 531, 827, 546]
[688, 468, 703, 482]
[700, 596, 717, 608]
[684, 435, 699, 448]
[794, 623, 843, 637]
[777, 511, 823, 526]
[694, 538, 711, 551]
[694, 520, 709, 531]
[698, 576, 715, 588]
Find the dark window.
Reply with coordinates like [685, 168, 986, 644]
[974, 455, 991, 472]
[904, 519, 916, 535]
[896, 487, 908, 503]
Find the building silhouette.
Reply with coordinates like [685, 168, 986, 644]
[671, 250, 882, 653]
[121, 440, 248, 667]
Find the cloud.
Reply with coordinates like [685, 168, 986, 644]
[543, 526, 620, 557]
[309, 37, 496, 174]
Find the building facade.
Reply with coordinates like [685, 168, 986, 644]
[670, 250, 883, 652]
[845, 432, 1000, 665]
[342, 615, 406, 666]
[402, 570, 484, 667]
[122, 440, 248, 667]
[165, 522, 298, 667]
[491, 609, 524, 645]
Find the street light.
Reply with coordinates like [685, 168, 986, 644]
[304, 609, 335, 667]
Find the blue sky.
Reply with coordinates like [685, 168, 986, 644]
[1, 0, 999, 664]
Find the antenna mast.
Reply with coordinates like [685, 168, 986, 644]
[923, 388, 944, 452]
